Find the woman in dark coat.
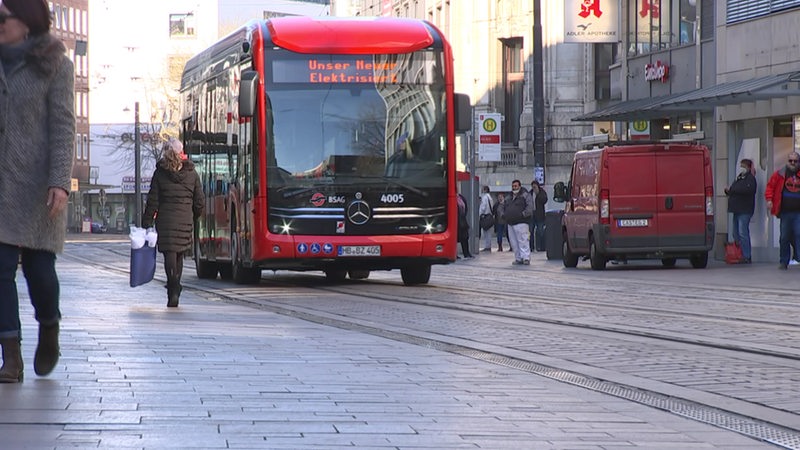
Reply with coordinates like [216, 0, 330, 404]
[142, 139, 205, 307]
[724, 158, 757, 263]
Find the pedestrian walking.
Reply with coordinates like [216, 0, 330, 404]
[724, 158, 756, 264]
[0, 0, 75, 383]
[479, 186, 494, 252]
[529, 180, 548, 252]
[497, 180, 533, 265]
[456, 191, 473, 258]
[142, 139, 205, 307]
[765, 152, 800, 270]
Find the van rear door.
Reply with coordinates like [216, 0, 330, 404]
[655, 147, 707, 247]
[606, 148, 658, 248]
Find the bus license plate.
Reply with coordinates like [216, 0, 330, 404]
[338, 245, 381, 256]
[618, 219, 649, 227]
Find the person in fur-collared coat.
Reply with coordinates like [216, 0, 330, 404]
[0, 0, 75, 384]
[142, 139, 205, 307]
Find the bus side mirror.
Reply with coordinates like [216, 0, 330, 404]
[453, 93, 472, 134]
[553, 181, 568, 202]
[239, 70, 259, 117]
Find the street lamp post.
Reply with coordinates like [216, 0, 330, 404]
[134, 101, 142, 227]
[532, 0, 545, 182]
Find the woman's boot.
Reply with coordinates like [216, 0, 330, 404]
[0, 337, 24, 383]
[34, 323, 59, 376]
[167, 280, 181, 307]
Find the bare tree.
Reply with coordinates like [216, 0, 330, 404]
[105, 52, 192, 172]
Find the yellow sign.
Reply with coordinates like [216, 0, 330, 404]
[629, 120, 650, 140]
[632, 120, 648, 132]
[482, 118, 498, 133]
[70, 178, 79, 192]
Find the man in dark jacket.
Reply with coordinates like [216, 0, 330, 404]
[725, 159, 757, 263]
[143, 139, 205, 306]
[529, 180, 548, 252]
[497, 179, 533, 265]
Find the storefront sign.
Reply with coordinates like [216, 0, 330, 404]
[644, 60, 669, 83]
[564, 0, 619, 43]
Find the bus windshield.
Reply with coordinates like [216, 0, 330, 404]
[265, 50, 448, 192]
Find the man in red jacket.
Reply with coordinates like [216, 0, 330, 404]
[765, 152, 800, 269]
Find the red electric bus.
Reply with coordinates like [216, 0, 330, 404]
[179, 17, 471, 285]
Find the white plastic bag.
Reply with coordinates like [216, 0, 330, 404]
[129, 225, 146, 249]
[145, 227, 158, 248]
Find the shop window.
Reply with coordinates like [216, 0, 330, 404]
[652, 118, 671, 140]
[678, 117, 697, 133]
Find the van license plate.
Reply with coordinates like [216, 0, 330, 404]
[338, 245, 381, 256]
[618, 219, 649, 227]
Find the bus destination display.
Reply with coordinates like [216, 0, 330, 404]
[272, 58, 401, 84]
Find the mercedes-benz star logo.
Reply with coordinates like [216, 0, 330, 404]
[346, 200, 371, 225]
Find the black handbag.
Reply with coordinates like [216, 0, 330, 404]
[479, 213, 495, 231]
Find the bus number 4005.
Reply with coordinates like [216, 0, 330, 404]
[381, 193, 404, 203]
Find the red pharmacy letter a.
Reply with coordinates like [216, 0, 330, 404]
[579, 0, 603, 19]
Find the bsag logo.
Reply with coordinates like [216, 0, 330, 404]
[310, 192, 325, 207]
[328, 195, 346, 204]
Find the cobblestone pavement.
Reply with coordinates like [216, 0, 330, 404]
[0, 235, 784, 449]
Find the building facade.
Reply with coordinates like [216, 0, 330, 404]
[577, 0, 800, 262]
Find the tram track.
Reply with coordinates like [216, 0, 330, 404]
[64, 242, 800, 448]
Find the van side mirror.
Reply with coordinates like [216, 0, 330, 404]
[238, 70, 259, 117]
[553, 181, 568, 202]
[453, 93, 472, 134]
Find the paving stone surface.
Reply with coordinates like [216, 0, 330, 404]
[0, 237, 780, 449]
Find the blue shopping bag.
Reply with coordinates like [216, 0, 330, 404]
[130, 245, 157, 287]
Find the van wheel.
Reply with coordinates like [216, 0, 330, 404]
[661, 258, 677, 268]
[589, 238, 606, 270]
[562, 237, 578, 268]
[690, 252, 708, 269]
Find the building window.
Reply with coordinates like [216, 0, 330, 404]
[83, 135, 90, 161]
[501, 37, 524, 146]
[627, 0, 698, 55]
[594, 43, 617, 100]
[727, 0, 800, 24]
[679, 0, 696, 44]
[169, 13, 196, 38]
[700, 0, 714, 40]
